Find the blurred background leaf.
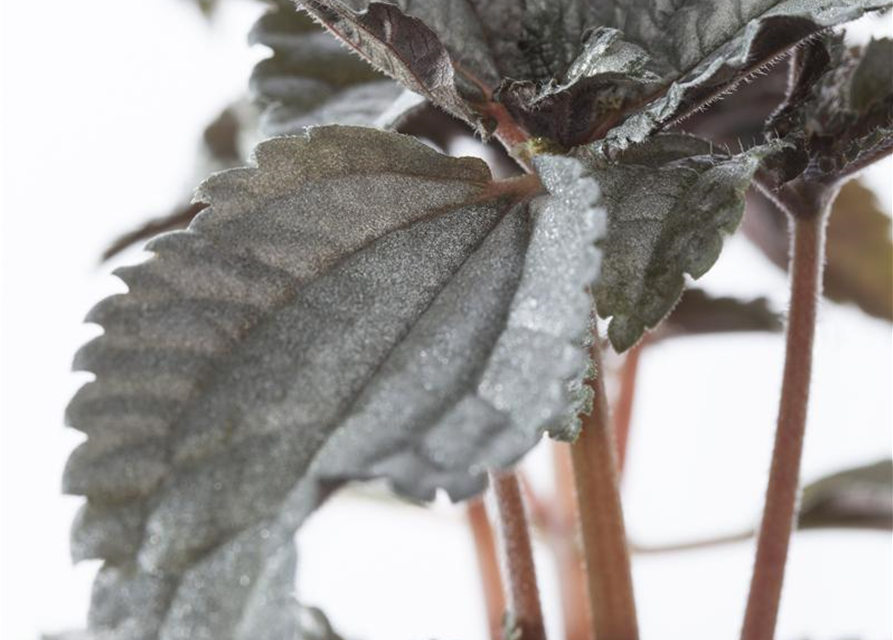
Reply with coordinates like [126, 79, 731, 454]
[822, 182, 893, 321]
[249, 2, 415, 138]
[659, 288, 782, 339]
[744, 179, 893, 321]
[101, 101, 258, 260]
[633, 459, 892, 554]
[799, 459, 893, 531]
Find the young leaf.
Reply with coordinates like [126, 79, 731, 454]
[768, 37, 893, 183]
[250, 4, 423, 137]
[799, 460, 893, 530]
[303, 0, 890, 147]
[678, 56, 893, 322]
[578, 133, 782, 351]
[598, 1, 890, 149]
[65, 126, 603, 639]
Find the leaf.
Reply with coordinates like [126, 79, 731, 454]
[681, 61, 788, 147]
[799, 460, 893, 530]
[64, 126, 603, 639]
[250, 4, 424, 137]
[597, 2, 891, 151]
[633, 459, 893, 555]
[296, 606, 347, 640]
[823, 180, 893, 320]
[303, 0, 889, 147]
[577, 133, 781, 351]
[660, 287, 782, 339]
[679, 52, 893, 321]
[744, 179, 893, 321]
[302, 1, 485, 131]
[44, 599, 345, 640]
[184, 0, 220, 18]
[768, 36, 893, 182]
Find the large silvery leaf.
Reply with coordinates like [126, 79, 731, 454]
[250, 3, 422, 137]
[64, 126, 603, 639]
[579, 133, 780, 351]
[302, 0, 889, 147]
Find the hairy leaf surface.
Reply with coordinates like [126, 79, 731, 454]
[579, 133, 780, 351]
[250, 4, 423, 136]
[64, 126, 603, 639]
[680, 57, 893, 322]
[769, 36, 893, 182]
[302, 0, 889, 147]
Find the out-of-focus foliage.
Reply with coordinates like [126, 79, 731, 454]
[249, 3, 422, 137]
[799, 459, 893, 531]
[660, 288, 781, 339]
[745, 180, 893, 321]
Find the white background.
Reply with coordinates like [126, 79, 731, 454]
[1, 2, 891, 639]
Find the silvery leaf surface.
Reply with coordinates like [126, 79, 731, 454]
[44, 592, 344, 640]
[769, 37, 893, 182]
[578, 133, 782, 351]
[301, 0, 889, 147]
[250, 4, 422, 137]
[64, 125, 603, 639]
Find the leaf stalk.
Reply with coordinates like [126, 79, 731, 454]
[571, 336, 640, 640]
[467, 499, 508, 640]
[491, 472, 547, 640]
[740, 187, 831, 640]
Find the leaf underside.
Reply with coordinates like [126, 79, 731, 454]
[577, 133, 781, 351]
[64, 126, 603, 640]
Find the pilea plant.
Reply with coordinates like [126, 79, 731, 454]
[58, 1, 892, 640]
